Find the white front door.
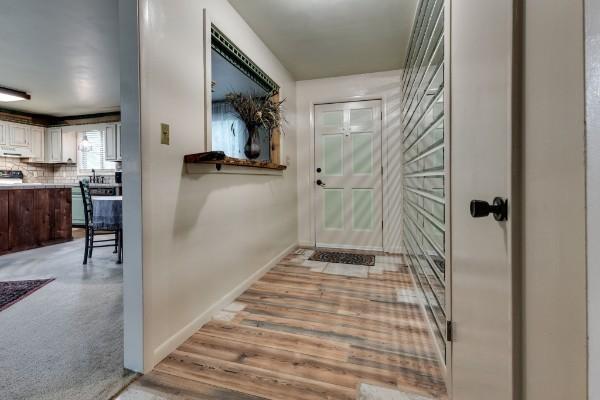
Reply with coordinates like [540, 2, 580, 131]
[314, 100, 383, 251]
[450, 0, 516, 398]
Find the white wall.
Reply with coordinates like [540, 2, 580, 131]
[586, 0, 600, 398]
[296, 70, 403, 253]
[132, 0, 297, 371]
[522, 0, 587, 398]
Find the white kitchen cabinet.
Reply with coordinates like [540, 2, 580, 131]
[45, 128, 63, 162]
[116, 123, 122, 161]
[105, 124, 118, 161]
[29, 126, 44, 161]
[61, 131, 77, 163]
[0, 122, 6, 145]
[9, 124, 31, 147]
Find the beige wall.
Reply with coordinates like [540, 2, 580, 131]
[136, 0, 298, 370]
[296, 70, 403, 253]
[522, 0, 587, 398]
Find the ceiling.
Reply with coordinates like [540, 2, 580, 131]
[0, 0, 120, 117]
[212, 50, 268, 101]
[228, 0, 419, 80]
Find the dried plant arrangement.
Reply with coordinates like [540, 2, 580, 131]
[225, 90, 286, 159]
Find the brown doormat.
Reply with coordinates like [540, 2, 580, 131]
[309, 251, 376, 266]
[0, 279, 55, 312]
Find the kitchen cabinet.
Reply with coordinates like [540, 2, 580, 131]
[0, 123, 6, 145]
[46, 128, 63, 162]
[0, 191, 8, 253]
[117, 124, 122, 160]
[30, 126, 44, 161]
[105, 124, 118, 161]
[9, 124, 31, 147]
[61, 131, 77, 163]
[0, 187, 72, 255]
[44, 128, 76, 163]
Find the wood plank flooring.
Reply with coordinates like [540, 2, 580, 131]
[118, 248, 447, 400]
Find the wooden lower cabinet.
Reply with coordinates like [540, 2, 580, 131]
[53, 188, 72, 241]
[8, 190, 36, 251]
[0, 188, 72, 255]
[0, 192, 9, 253]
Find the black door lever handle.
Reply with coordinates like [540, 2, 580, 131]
[470, 197, 508, 221]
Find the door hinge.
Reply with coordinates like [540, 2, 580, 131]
[446, 320, 453, 342]
[380, 111, 383, 120]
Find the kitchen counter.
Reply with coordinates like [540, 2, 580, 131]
[0, 184, 73, 190]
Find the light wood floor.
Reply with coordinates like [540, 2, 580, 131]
[118, 248, 447, 400]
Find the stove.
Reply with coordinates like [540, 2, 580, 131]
[0, 170, 24, 185]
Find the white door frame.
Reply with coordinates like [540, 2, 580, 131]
[308, 95, 391, 251]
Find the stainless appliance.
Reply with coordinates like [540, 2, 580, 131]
[89, 186, 117, 196]
[0, 170, 24, 185]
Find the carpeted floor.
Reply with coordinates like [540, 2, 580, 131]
[0, 239, 137, 400]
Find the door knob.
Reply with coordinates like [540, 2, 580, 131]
[470, 197, 508, 221]
[316, 167, 322, 173]
[316, 179, 326, 187]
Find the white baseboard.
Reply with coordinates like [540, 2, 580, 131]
[149, 242, 298, 370]
[316, 242, 383, 252]
[298, 240, 315, 248]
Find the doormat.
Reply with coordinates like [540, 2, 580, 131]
[309, 251, 375, 266]
[0, 279, 55, 312]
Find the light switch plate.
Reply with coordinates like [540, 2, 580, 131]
[160, 123, 170, 145]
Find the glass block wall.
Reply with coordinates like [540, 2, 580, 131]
[401, 0, 446, 360]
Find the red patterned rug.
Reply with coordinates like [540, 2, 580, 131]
[0, 279, 55, 312]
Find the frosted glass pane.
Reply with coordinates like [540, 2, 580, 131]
[324, 189, 343, 229]
[320, 110, 343, 128]
[352, 133, 373, 175]
[353, 189, 374, 230]
[350, 108, 373, 126]
[323, 135, 343, 176]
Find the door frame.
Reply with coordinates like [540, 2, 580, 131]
[309, 96, 388, 251]
[444, 0, 453, 390]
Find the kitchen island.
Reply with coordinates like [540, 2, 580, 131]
[0, 184, 72, 255]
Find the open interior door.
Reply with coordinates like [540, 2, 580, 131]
[449, 0, 518, 399]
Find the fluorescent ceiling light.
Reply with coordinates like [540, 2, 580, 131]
[0, 87, 31, 102]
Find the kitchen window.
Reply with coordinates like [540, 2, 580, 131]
[77, 130, 115, 175]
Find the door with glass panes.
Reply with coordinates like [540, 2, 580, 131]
[314, 100, 383, 250]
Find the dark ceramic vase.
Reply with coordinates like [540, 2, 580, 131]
[244, 125, 261, 159]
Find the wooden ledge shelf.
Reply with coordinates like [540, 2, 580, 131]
[184, 154, 286, 175]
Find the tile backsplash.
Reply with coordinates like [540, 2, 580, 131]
[0, 157, 54, 183]
[0, 156, 116, 185]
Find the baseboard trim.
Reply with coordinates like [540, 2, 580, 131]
[298, 240, 315, 248]
[316, 242, 383, 252]
[149, 242, 298, 370]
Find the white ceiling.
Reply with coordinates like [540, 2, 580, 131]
[0, 0, 120, 117]
[228, 0, 419, 80]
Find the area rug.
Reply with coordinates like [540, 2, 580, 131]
[0, 279, 55, 312]
[309, 250, 375, 266]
